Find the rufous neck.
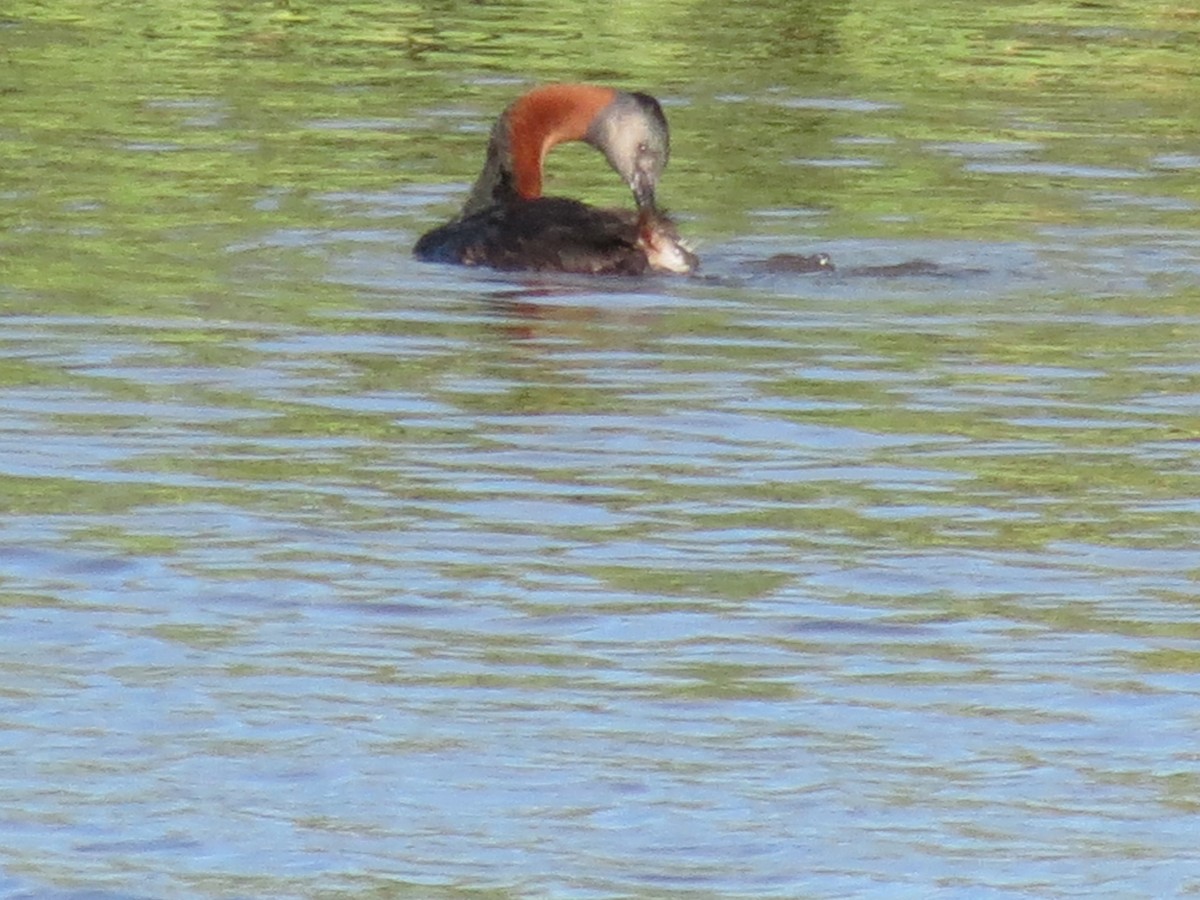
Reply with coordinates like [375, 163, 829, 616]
[506, 84, 617, 199]
[461, 84, 618, 216]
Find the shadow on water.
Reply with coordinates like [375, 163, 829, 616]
[744, 253, 988, 279]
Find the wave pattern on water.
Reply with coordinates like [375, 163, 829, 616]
[2, 254, 1200, 896]
[4, 0, 1200, 895]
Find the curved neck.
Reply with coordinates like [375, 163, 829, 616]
[461, 84, 617, 217]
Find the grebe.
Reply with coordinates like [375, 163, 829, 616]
[414, 84, 697, 275]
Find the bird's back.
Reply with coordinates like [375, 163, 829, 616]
[414, 197, 651, 275]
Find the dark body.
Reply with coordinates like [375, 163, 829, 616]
[415, 197, 658, 276]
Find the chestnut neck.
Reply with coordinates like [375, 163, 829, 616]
[461, 84, 618, 217]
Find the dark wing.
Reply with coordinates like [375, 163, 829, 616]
[415, 198, 648, 275]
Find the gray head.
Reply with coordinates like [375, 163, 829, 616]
[585, 91, 671, 213]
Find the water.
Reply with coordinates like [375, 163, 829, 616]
[3, 1, 1200, 897]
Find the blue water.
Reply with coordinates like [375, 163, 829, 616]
[4, 240, 1200, 896]
[4, 4, 1200, 898]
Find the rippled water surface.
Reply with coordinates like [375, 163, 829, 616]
[3, 1, 1200, 897]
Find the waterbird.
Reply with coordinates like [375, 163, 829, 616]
[414, 83, 697, 275]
